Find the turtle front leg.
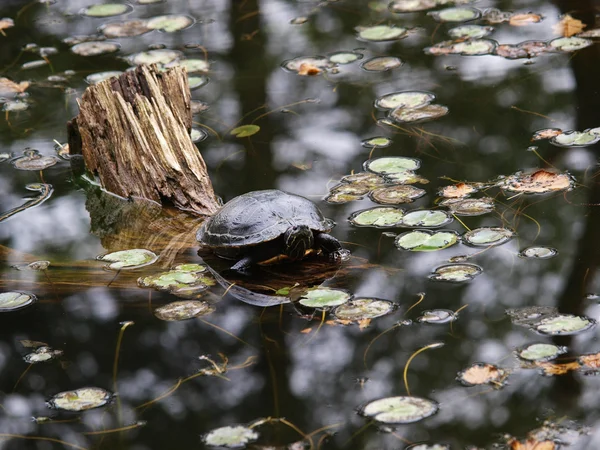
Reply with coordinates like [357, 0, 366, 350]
[314, 233, 342, 255]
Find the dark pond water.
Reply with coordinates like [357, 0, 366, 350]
[1, 0, 600, 448]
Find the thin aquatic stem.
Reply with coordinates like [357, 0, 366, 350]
[403, 342, 444, 396]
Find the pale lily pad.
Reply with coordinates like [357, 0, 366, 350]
[549, 36, 593, 52]
[167, 58, 209, 73]
[128, 49, 182, 66]
[71, 41, 120, 56]
[329, 183, 372, 198]
[154, 300, 215, 321]
[0, 291, 37, 312]
[188, 75, 209, 90]
[298, 287, 352, 308]
[85, 71, 122, 84]
[550, 131, 599, 147]
[463, 227, 514, 247]
[361, 56, 403, 72]
[405, 444, 450, 450]
[389, 104, 449, 123]
[370, 185, 426, 204]
[517, 343, 565, 362]
[191, 128, 208, 142]
[24, 346, 63, 364]
[21, 60, 48, 70]
[333, 298, 396, 321]
[328, 51, 362, 64]
[395, 230, 459, 251]
[81, 4, 133, 18]
[174, 263, 207, 273]
[362, 136, 392, 148]
[281, 56, 332, 73]
[231, 124, 260, 138]
[3, 100, 29, 112]
[429, 263, 482, 282]
[147, 15, 195, 32]
[325, 192, 363, 204]
[364, 156, 421, 173]
[385, 171, 429, 185]
[349, 207, 405, 227]
[388, 0, 437, 13]
[519, 246, 558, 259]
[340, 172, 387, 186]
[451, 39, 497, 55]
[203, 425, 259, 448]
[417, 309, 456, 323]
[357, 25, 408, 42]
[440, 197, 494, 216]
[534, 314, 595, 335]
[360, 396, 438, 424]
[12, 260, 51, 271]
[401, 210, 453, 227]
[457, 363, 507, 387]
[375, 91, 435, 110]
[448, 25, 494, 39]
[99, 20, 151, 38]
[430, 7, 481, 22]
[47, 387, 113, 411]
[97, 249, 158, 270]
[138, 268, 214, 292]
[12, 150, 58, 170]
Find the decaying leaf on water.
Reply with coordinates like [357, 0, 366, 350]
[579, 352, 600, 369]
[499, 169, 574, 194]
[439, 182, 476, 198]
[532, 128, 563, 141]
[536, 361, 580, 376]
[508, 13, 543, 26]
[553, 14, 586, 37]
[0, 17, 15, 36]
[457, 363, 508, 387]
[0, 78, 30, 96]
[508, 437, 557, 450]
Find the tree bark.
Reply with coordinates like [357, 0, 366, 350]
[67, 64, 219, 216]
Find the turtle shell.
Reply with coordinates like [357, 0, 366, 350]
[197, 190, 335, 248]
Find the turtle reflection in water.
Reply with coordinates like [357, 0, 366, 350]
[196, 190, 344, 273]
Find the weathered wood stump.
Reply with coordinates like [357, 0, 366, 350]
[67, 64, 219, 216]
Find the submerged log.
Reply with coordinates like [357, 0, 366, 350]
[67, 64, 219, 216]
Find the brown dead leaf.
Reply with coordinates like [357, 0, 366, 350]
[0, 17, 14, 36]
[298, 62, 322, 76]
[509, 437, 556, 450]
[19, 340, 49, 348]
[502, 169, 572, 194]
[536, 361, 580, 376]
[440, 182, 476, 198]
[300, 327, 312, 334]
[358, 318, 372, 330]
[509, 13, 543, 26]
[458, 363, 507, 386]
[0, 77, 30, 96]
[579, 352, 600, 369]
[532, 128, 563, 141]
[553, 14, 586, 37]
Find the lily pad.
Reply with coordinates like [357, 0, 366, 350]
[203, 425, 259, 448]
[532, 128, 563, 141]
[328, 51, 362, 64]
[534, 314, 595, 336]
[147, 15, 195, 33]
[451, 39, 497, 55]
[364, 156, 421, 174]
[429, 263, 482, 282]
[417, 309, 456, 323]
[362, 136, 392, 148]
[97, 249, 158, 270]
[389, 104, 449, 123]
[0, 291, 37, 312]
[139, 268, 214, 292]
[519, 246, 558, 259]
[517, 343, 565, 362]
[361, 56, 403, 72]
[128, 49, 182, 66]
[499, 169, 574, 194]
[375, 91, 435, 110]
[549, 36, 593, 52]
[298, 287, 352, 308]
[463, 227, 514, 247]
[359, 396, 439, 424]
[457, 363, 507, 386]
[370, 185, 426, 204]
[340, 172, 387, 186]
[12, 150, 58, 170]
[99, 19, 151, 38]
[405, 444, 450, 450]
[47, 387, 113, 411]
[154, 300, 215, 321]
[167, 58, 210, 73]
[438, 183, 477, 199]
[71, 41, 120, 56]
[4, 101, 30, 112]
[81, 4, 133, 18]
[329, 183, 372, 198]
[401, 210, 453, 227]
[385, 171, 429, 185]
[188, 75, 209, 90]
[349, 207, 405, 227]
[281, 56, 332, 73]
[550, 130, 599, 147]
[334, 298, 396, 321]
[430, 7, 481, 22]
[357, 25, 408, 42]
[388, 0, 437, 13]
[231, 124, 260, 138]
[448, 25, 494, 39]
[395, 230, 459, 251]
[85, 71, 122, 84]
[24, 346, 63, 364]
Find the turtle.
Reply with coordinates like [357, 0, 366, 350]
[196, 190, 343, 272]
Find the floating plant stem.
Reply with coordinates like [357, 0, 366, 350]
[0, 434, 87, 450]
[364, 320, 409, 369]
[136, 378, 182, 413]
[405, 292, 425, 316]
[302, 309, 327, 346]
[0, 183, 53, 224]
[451, 214, 471, 232]
[403, 342, 445, 396]
[113, 321, 134, 428]
[82, 422, 145, 436]
[198, 318, 256, 349]
[13, 363, 32, 391]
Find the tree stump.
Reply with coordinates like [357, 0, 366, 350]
[67, 64, 219, 216]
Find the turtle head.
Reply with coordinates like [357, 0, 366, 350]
[283, 225, 314, 261]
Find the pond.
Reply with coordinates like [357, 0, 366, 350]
[0, 0, 599, 448]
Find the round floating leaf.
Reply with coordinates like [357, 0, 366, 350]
[364, 156, 421, 173]
[0, 291, 36, 312]
[71, 41, 120, 56]
[405, 444, 450, 450]
[500, 169, 574, 194]
[191, 128, 208, 142]
[451, 39, 497, 55]
[457, 363, 507, 386]
[231, 125, 260, 138]
[362, 136, 392, 148]
[98, 249, 158, 270]
[340, 172, 387, 186]
[349, 207, 405, 228]
[534, 314, 595, 335]
[375, 91, 435, 110]
[519, 246, 558, 259]
[448, 25, 494, 39]
[385, 171, 429, 185]
[439, 183, 476, 198]
[328, 51, 362, 64]
[401, 210, 453, 228]
[188, 75, 209, 90]
[81, 4, 133, 18]
[85, 71, 122, 84]
[203, 425, 259, 448]
[147, 14, 195, 32]
[549, 36, 593, 51]
[389, 104, 449, 124]
[13, 153, 58, 171]
[2, 101, 28, 112]
[550, 131, 599, 147]
[429, 263, 482, 282]
[395, 230, 459, 251]
[47, 387, 113, 411]
[298, 287, 352, 308]
[495, 40, 549, 59]
[430, 7, 481, 22]
[463, 227, 514, 247]
[139, 269, 214, 291]
[154, 300, 215, 321]
[360, 396, 438, 424]
[334, 298, 396, 321]
[24, 346, 62, 364]
[417, 309, 456, 323]
[360, 56, 403, 72]
[389, 0, 437, 13]
[174, 263, 207, 273]
[330, 183, 372, 197]
[517, 343, 565, 362]
[100, 19, 151, 38]
[325, 192, 363, 204]
[128, 49, 182, 66]
[281, 56, 332, 73]
[370, 185, 426, 204]
[357, 25, 408, 42]
[167, 58, 209, 73]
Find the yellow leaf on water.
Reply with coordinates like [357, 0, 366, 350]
[509, 437, 556, 450]
[553, 14, 586, 37]
[509, 13, 543, 26]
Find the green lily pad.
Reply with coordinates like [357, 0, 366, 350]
[463, 227, 514, 247]
[364, 156, 421, 174]
[47, 387, 113, 411]
[362, 136, 392, 148]
[71, 41, 120, 56]
[360, 56, 403, 72]
[174, 263, 207, 273]
[0, 291, 37, 312]
[188, 75, 209, 90]
[448, 25, 494, 39]
[429, 263, 482, 282]
[85, 71, 122, 84]
[430, 7, 481, 22]
[147, 14, 195, 32]
[139, 270, 214, 291]
[231, 124, 260, 138]
[375, 91, 435, 110]
[534, 314, 595, 335]
[154, 300, 215, 321]
[549, 36, 593, 52]
[81, 4, 133, 18]
[370, 185, 426, 204]
[128, 49, 183, 66]
[519, 246, 558, 259]
[333, 298, 396, 321]
[550, 131, 599, 147]
[357, 25, 408, 42]
[451, 39, 497, 55]
[166, 58, 210, 73]
[349, 207, 405, 227]
[99, 19, 151, 38]
[395, 230, 459, 251]
[360, 396, 438, 424]
[298, 287, 352, 308]
[389, 104, 449, 123]
[401, 210, 453, 227]
[440, 197, 494, 216]
[417, 309, 456, 323]
[97, 249, 158, 270]
[203, 425, 259, 448]
[328, 51, 362, 64]
[517, 343, 565, 362]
